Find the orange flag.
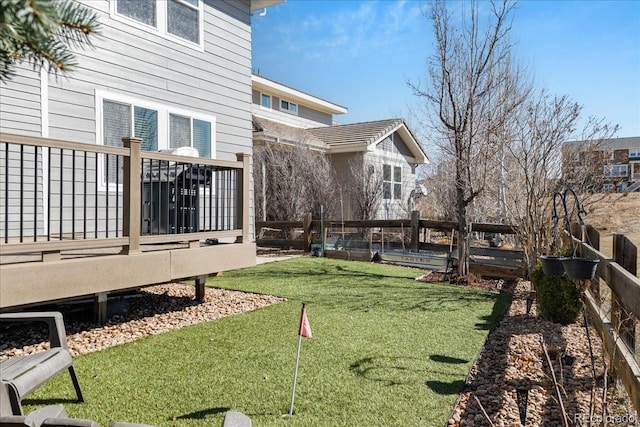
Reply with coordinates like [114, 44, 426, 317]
[298, 305, 312, 338]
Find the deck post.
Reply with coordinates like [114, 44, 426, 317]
[195, 275, 208, 302]
[236, 153, 251, 243]
[95, 292, 108, 324]
[122, 137, 142, 254]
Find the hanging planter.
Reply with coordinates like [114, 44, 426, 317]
[562, 257, 599, 280]
[539, 255, 566, 277]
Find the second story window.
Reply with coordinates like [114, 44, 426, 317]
[630, 148, 640, 160]
[261, 94, 271, 109]
[168, 0, 200, 44]
[117, 0, 156, 26]
[113, 0, 203, 48]
[280, 100, 298, 114]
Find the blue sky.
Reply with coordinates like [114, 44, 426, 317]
[251, 0, 640, 138]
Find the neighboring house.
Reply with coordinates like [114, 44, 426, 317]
[251, 74, 429, 220]
[0, 0, 282, 313]
[563, 137, 640, 192]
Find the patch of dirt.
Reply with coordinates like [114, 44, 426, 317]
[256, 247, 305, 257]
[416, 271, 516, 292]
[582, 192, 640, 258]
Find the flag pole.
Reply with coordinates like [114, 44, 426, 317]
[288, 302, 306, 416]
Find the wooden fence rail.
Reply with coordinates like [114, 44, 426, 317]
[568, 226, 640, 413]
[256, 213, 525, 278]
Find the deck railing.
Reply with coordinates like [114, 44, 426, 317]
[0, 133, 250, 257]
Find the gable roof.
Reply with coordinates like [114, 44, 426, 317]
[252, 116, 429, 164]
[564, 136, 640, 151]
[307, 119, 429, 164]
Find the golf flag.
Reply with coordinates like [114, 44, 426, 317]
[289, 302, 311, 416]
[299, 305, 312, 338]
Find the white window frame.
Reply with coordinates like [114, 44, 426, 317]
[260, 93, 272, 109]
[603, 164, 628, 178]
[383, 163, 402, 201]
[280, 99, 298, 115]
[96, 89, 216, 190]
[110, 0, 205, 51]
[630, 148, 640, 158]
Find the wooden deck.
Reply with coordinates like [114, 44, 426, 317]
[0, 133, 254, 319]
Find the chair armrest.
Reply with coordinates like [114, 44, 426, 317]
[0, 312, 68, 350]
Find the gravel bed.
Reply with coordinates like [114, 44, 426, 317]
[447, 278, 637, 426]
[0, 283, 285, 359]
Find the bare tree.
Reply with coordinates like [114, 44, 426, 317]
[253, 142, 337, 222]
[409, 0, 527, 275]
[504, 90, 618, 269]
[346, 158, 384, 221]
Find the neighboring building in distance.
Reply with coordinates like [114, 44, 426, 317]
[563, 137, 640, 192]
[251, 74, 429, 220]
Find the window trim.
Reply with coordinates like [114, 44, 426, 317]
[96, 90, 216, 190]
[603, 164, 628, 178]
[110, 0, 205, 51]
[280, 99, 298, 115]
[260, 93, 272, 109]
[383, 163, 402, 201]
[630, 148, 640, 158]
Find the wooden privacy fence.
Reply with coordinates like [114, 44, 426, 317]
[256, 212, 525, 278]
[575, 228, 640, 413]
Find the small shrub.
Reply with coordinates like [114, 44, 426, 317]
[531, 261, 582, 325]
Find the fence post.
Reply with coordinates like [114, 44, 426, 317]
[410, 210, 420, 252]
[236, 153, 251, 243]
[586, 224, 600, 251]
[612, 234, 638, 353]
[302, 213, 312, 252]
[122, 137, 142, 254]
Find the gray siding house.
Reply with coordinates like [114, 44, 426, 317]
[251, 74, 429, 220]
[0, 0, 281, 313]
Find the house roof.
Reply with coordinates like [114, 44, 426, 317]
[252, 116, 325, 150]
[253, 116, 429, 164]
[307, 119, 429, 164]
[250, 0, 284, 12]
[563, 136, 640, 151]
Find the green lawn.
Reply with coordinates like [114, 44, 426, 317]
[24, 257, 510, 426]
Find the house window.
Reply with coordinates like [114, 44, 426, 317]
[169, 114, 211, 157]
[570, 152, 580, 163]
[98, 91, 215, 186]
[260, 93, 271, 109]
[603, 164, 628, 178]
[602, 149, 614, 162]
[117, 0, 156, 26]
[280, 100, 298, 114]
[630, 148, 640, 159]
[113, 0, 203, 48]
[383, 165, 402, 200]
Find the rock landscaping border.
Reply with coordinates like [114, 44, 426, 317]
[447, 279, 637, 426]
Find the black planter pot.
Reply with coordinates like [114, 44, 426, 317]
[539, 255, 566, 277]
[562, 257, 599, 280]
